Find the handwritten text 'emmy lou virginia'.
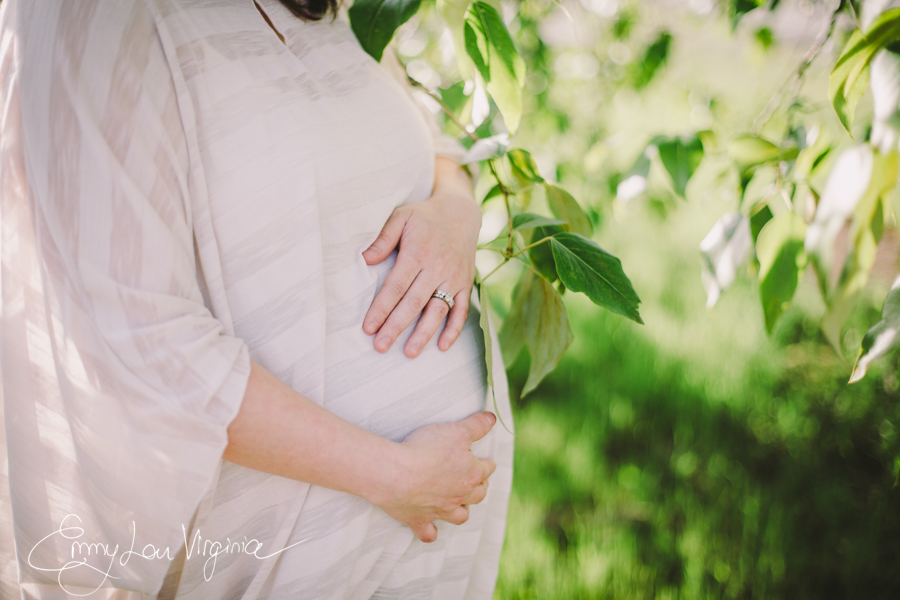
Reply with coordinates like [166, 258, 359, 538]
[28, 514, 308, 596]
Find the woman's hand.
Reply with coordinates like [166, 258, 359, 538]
[369, 411, 498, 543]
[362, 157, 482, 358]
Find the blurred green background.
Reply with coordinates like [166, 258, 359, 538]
[396, 0, 900, 596]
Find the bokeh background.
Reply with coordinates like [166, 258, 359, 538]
[398, 0, 900, 597]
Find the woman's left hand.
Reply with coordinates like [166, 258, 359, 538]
[362, 158, 482, 358]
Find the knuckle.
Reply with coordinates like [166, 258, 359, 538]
[387, 280, 408, 299]
[475, 412, 490, 433]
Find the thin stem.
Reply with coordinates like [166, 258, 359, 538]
[511, 235, 552, 258]
[750, 0, 844, 135]
[487, 159, 516, 257]
[405, 75, 480, 143]
[480, 258, 510, 283]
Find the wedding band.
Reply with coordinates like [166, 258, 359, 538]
[432, 290, 454, 310]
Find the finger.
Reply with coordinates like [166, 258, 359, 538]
[414, 522, 438, 543]
[364, 256, 420, 337]
[465, 480, 489, 505]
[478, 458, 497, 481]
[459, 411, 497, 443]
[404, 294, 453, 358]
[374, 273, 439, 353]
[438, 287, 470, 351]
[362, 210, 407, 265]
[442, 505, 470, 526]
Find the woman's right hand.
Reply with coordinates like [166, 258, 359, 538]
[370, 411, 498, 543]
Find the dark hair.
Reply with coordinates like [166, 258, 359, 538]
[278, 0, 340, 21]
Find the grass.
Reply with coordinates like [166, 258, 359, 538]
[494, 210, 900, 598]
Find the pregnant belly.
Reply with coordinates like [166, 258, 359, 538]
[320, 251, 489, 443]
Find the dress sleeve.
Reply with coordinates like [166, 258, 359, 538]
[380, 46, 469, 165]
[2, 0, 250, 593]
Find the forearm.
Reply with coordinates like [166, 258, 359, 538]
[222, 359, 401, 505]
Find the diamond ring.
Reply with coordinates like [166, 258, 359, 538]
[432, 290, 454, 310]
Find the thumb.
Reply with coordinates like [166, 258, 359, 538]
[461, 411, 496, 443]
[414, 522, 438, 543]
[363, 210, 406, 265]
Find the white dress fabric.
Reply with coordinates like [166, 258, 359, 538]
[0, 0, 515, 598]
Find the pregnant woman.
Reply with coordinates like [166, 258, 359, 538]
[0, 0, 515, 598]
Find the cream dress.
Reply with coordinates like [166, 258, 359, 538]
[0, 0, 514, 598]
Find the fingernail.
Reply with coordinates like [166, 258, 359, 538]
[408, 343, 420, 355]
[485, 412, 497, 426]
[375, 337, 390, 352]
[363, 246, 376, 257]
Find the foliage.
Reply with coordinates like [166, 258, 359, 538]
[346, 0, 900, 387]
[829, 7, 900, 133]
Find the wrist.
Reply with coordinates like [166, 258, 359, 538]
[356, 438, 413, 507]
[433, 157, 474, 197]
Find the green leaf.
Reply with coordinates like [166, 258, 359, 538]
[499, 270, 574, 395]
[464, 2, 527, 133]
[850, 275, 900, 383]
[549, 233, 643, 323]
[699, 212, 751, 308]
[482, 183, 504, 204]
[829, 30, 871, 134]
[657, 136, 704, 197]
[755, 26, 774, 50]
[507, 149, 544, 185]
[348, 0, 422, 62]
[804, 145, 873, 293]
[829, 7, 900, 133]
[749, 201, 774, 244]
[792, 126, 832, 184]
[478, 283, 493, 391]
[822, 149, 899, 352]
[512, 213, 565, 230]
[438, 81, 470, 115]
[436, 0, 476, 80]
[631, 31, 671, 89]
[544, 183, 593, 237]
[461, 133, 509, 164]
[730, 0, 762, 30]
[697, 130, 718, 152]
[728, 135, 782, 175]
[528, 225, 562, 282]
[478, 282, 511, 433]
[756, 212, 808, 334]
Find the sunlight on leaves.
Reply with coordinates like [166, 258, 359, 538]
[464, 2, 527, 133]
